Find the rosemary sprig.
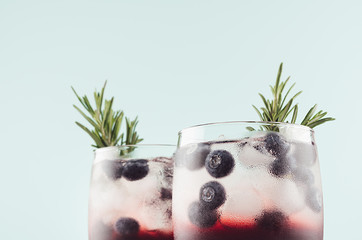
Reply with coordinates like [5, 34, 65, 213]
[251, 63, 335, 130]
[72, 81, 143, 148]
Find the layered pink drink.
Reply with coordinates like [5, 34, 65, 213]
[89, 145, 174, 240]
[173, 122, 323, 240]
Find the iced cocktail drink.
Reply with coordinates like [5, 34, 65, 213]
[89, 145, 175, 240]
[173, 122, 323, 240]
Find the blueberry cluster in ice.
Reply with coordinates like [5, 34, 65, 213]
[174, 131, 323, 231]
[89, 154, 173, 239]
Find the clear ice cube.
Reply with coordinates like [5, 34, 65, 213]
[248, 168, 305, 215]
[238, 141, 275, 168]
[290, 141, 317, 167]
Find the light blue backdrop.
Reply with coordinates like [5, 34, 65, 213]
[0, 0, 360, 239]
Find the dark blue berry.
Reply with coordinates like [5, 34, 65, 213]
[102, 160, 123, 180]
[269, 158, 290, 178]
[122, 159, 149, 181]
[114, 217, 139, 237]
[306, 187, 322, 213]
[188, 201, 219, 228]
[160, 187, 172, 200]
[265, 133, 289, 157]
[199, 181, 226, 210]
[175, 143, 210, 170]
[255, 210, 288, 232]
[205, 150, 235, 178]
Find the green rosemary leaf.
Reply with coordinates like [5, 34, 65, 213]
[111, 111, 124, 143]
[102, 99, 114, 137]
[285, 104, 297, 121]
[291, 104, 298, 123]
[290, 91, 302, 101]
[73, 105, 100, 131]
[310, 111, 326, 122]
[107, 110, 114, 143]
[277, 77, 289, 108]
[252, 105, 263, 120]
[82, 95, 95, 117]
[301, 104, 318, 125]
[72, 81, 143, 148]
[71, 87, 89, 111]
[98, 81, 107, 113]
[307, 117, 336, 128]
[277, 99, 293, 122]
[125, 117, 141, 145]
[280, 82, 295, 108]
[251, 63, 335, 130]
[261, 107, 272, 121]
[259, 93, 270, 111]
[246, 127, 255, 131]
[75, 122, 105, 148]
[274, 63, 283, 101]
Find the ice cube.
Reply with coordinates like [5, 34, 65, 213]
[292, 166, 315, 187]
[136, 158, 174, 230]
[121, 160, 160, 201]
[90, 179, 137, 226]
[290, 141, 317, 167]
[210, 140, 240, 158]
[248, 168, 305, 215]
[94, 146, 121, 164]
[219, 164, 264, 220]
[139, 195, 172, 230]
[221, 184, 264, 219]
[154, 157, 173, 189]
[175, 143, 210, 170]
[90, 161, 148, 225]
[305, 187, 323, 213]
[278, 125, 312, 143]
[238, 141, 275, 168]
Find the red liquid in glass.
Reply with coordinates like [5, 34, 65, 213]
[174, 218, 323, 240]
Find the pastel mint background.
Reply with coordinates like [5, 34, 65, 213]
[0, 1, 360, 239]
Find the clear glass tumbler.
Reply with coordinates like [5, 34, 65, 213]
[173, 121, 323, 240]
[89, 144, 175, 240]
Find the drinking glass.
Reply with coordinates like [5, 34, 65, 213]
[173, 121, 323, 240]
[89, 144, 175, 240]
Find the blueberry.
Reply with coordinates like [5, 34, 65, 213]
[199, 181, 226, 210]
[160, 187, 172, 200]
[269, 158, 290, 178]
[102, 160, 123, 180]
[188, 201, 219, 228]
[122, 159, 149, 181]
[265, 132, 289, 157]
[205, 150, 235, 178]
[255, 210, 288, 232]
[175, 143, 210, 170]
[114, 217, 140, 237]
[306, 187, 322, 213]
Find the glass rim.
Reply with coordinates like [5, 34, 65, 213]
[94, 144, 176, 153]
[178, 120, 314, 135]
